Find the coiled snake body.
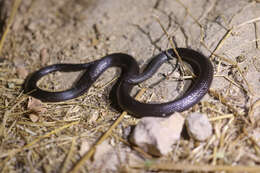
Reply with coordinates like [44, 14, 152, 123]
[24, 48, 213, 118]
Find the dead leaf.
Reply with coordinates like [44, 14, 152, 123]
[27, 97, 47, 113]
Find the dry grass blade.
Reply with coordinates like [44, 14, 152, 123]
[236, 64, 255, 95]
[254, 22, 259, 49]
[0, 77, 24, 84]
[235, 16, 260, 28]
[130, 162, 260, 172]
[174, 0, 202, 28]
[61, 138, 76, 173]
[209, 29, 233, 59]
[214, 75, 242, 89]
[209, 114, 234, 121]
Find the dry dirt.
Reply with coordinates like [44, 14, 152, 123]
[0, 0, 260, 172]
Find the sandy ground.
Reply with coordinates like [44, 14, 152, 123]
[0, 0, 260, 172]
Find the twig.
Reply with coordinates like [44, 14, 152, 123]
[235, 16, 260, 29]
[61, 138, 76, 173]
[254, 22, 259, 49]
[130, 162, 260, 172]
[209, 114, 234, 121]
[209, 29, 233, 59]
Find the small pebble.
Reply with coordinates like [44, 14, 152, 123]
[88, 110, 99, 124]
[29, 113, 39, 122]
[7, 82, 15, 89]
[130, 112, 184, 156]
[186, 112, 212, 141]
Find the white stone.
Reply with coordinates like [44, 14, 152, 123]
[130, 112, 185, 156]
[186, 112, 212, 141]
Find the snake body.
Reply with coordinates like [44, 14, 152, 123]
[24, 48, 213, 118]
